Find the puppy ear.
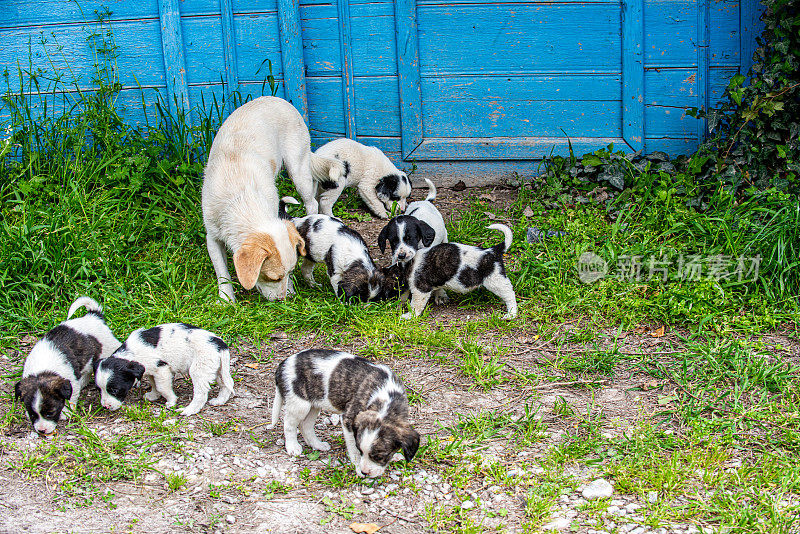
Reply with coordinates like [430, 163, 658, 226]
[126, 360, 145, 381]
[57, 379, 73, 401]
[14, 380, 22, 400]
[377, 225, 389, 253]
[418, 221, 436, 247]
[399, 425, 421, 462]
[234, 234, 276, 289]
[284, 221, 306, 257]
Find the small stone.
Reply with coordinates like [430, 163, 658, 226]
[361, 487, 375, 496]
[276, 438, 285, 446]
[225, 515, 236, 524]
[461, 500, 475, 510]
[582, 478, 614, 500]
[542, 517, 571, 530]
[648, 490, 659, 503]
[163, 418, 177, 426]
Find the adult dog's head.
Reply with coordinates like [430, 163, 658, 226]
[234, 221, 306, 300]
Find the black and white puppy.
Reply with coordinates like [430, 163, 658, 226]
[378, 178, 448, 264]
[95, 323, 234, 416]
[291, 209, 397, 301]
[313, 138, 412, 219]
[267, 349, 420, 478]
[15, 297, 121, 434]
[397, 224, 518, 320]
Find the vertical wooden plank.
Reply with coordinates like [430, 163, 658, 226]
[740, 0, 762, 76]
[621, 0, 644, 151]
[337, 0, 357, 139]
[696, 0, 709, 141]
[157, 0, 191, 120]
[277, 0, 308, 121]
[394, 0, 423, 158]
[219, 0, 239, 109]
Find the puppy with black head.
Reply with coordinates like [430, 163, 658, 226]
[313, 138, 412, 219]
[284, 198, 397, 302]
[95, 323, 234, 416]
[378, 178, 448, 265]
[398, 224, 518, 320]
[15, 297, 121, 434]
[267, 349, 420, 478]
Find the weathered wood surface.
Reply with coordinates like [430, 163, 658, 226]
[0, 0, 763, 180]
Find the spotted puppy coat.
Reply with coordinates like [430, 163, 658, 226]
[95, 323, 234, 416]
[378, 178, 448, 265]
[293, 211, 397, 301]
[15, 297, 121, 434]
[398, 224, 518, 320]
[268, 349, 420, 478]
[313, 138, 412, 219]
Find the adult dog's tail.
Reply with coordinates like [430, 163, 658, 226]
[278, 196, 300, 220]
[488, 224, 513, 252]
[67, 296, 103, 319]
[310, 153, 346, 190]
[423, 178, 437, 202]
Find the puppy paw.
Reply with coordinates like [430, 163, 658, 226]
[265, 423, 277, 430]
[502, 312, 517, 320]
[286, 442, 303, 456]
[434, 291, 450, 305]
[313, 441, 331, 452]
[177, 405, 201, 417]
[207, 397, 227, 406]
[400, 312, 413, 320]
[144, 391, 160, 402]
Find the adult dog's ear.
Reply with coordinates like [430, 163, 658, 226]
[234, 233, 277, 289]
[398, 425, 421, 462]
[418, 221, 436, 248]
[125, 361, 145, 381]
[284, 221, 306, 256]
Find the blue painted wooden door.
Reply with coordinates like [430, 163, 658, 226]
[0, 0, 764, 174]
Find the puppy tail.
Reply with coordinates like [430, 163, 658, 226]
[67, 296, 103, 319]
[219, 349, 235, 398]
[266, 388, 283, 430]
[423, 178, 437, 202]
[278, 196, 300, 220]
[488, 224, 513, 252]
[310, 153, 346, 190]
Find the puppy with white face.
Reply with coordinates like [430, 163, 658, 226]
[292, 210, 398, 302]
[378, 178, 448, 264]
[15, 297, 121, 434]
[397, 224, 518, 320]
[313, 138, 412, 219]
[203, 96, 331, 302]
[267, 349, 420, 478]
[95, 323, 234, 416]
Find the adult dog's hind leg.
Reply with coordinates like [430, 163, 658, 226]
[285, 152, 319, 216]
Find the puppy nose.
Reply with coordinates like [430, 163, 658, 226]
[397, 252, 407, 260]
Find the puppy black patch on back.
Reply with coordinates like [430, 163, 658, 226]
[327, 356, 389, 416]
[336, 224, 369, 248]
[457, 251, 498, 288]
[208, 336, 228, 351]
[139, 327, 161, 347]
[179, 323, 200, 330]
[290, 350, 333, 401]
[414, 244, 461, 293]
[44, 325, 102, 380]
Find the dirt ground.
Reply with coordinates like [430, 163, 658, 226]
[1, 186, 797, 534]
